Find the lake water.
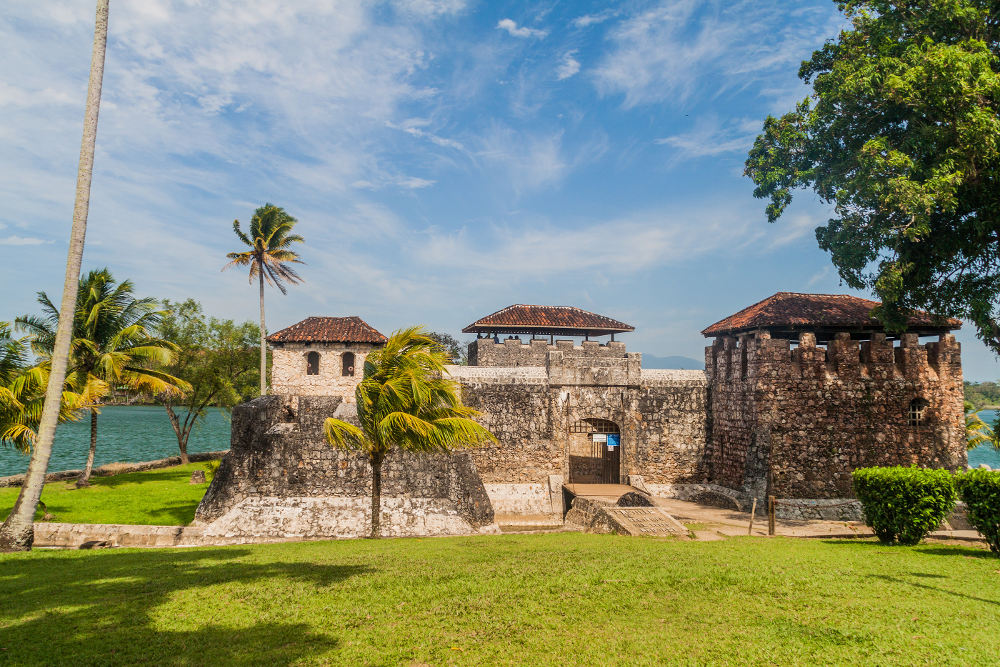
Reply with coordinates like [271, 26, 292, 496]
[969, 409, 1000, 470]
[0, 405, 231, 477]
[3, 405, 999, 478]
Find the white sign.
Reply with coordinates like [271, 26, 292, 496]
[592, 433, 607, 443]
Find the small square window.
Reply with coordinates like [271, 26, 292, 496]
[907, 398, 928, 426]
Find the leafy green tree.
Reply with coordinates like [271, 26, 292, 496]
[17, 269, 187, 486]
[223, 204, 304, 397]
[324, 327, 496, 538]
[426, 331, 469, 365]
[745, 0, 1000, 350]
[159, 299, 260, 463]
[1, 0, 109, 552]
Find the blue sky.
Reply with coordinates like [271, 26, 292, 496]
[2, 0, 999, 380]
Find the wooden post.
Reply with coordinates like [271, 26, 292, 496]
[768, 495, 776, 536]
[748, 497, 758, 536]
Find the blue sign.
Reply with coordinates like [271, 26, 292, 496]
[606, 433, 620, 448]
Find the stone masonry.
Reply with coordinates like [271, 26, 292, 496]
[705, 330, 966, 510]
[196, 297, 967, 538]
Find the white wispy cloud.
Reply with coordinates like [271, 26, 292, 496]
[496, 18, 548, 39]
[655, 116, 760, 159]
[592, 0, 841, 108]
[571, 10, 617, 28]
[0, 235, 49, 246]
[556, 51, 581, 80]
[393, 0, 468, 17]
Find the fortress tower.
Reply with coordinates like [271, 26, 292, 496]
[702, 292, 966, 505]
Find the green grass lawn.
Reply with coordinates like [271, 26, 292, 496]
[1, 534, 998, 665]
[0, 462, 212, 526]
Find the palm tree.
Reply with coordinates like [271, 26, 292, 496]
[965, 400, 999, 452]
[0, 322, 95, 452]
[324, 327, 496, 538]
[0, 0, 109, 552]
[223, 204, 304, 397]
[18, 269, 187, 486]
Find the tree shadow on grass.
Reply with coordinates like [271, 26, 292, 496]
[0, 547, 370, 663]
[819, 539, 992, 559]
[868, 574, 1000, 607]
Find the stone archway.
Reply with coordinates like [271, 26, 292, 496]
[568, 418, 621, 484]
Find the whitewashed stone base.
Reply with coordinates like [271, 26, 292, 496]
[200, 496, 501, 540]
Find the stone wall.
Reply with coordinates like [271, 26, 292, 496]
[468, 338, 631, 368]
[270, 342, 377, 398]
[705, 331, 967, 501]
[451, 359, 709, 513]
[195, 395, 496, 539]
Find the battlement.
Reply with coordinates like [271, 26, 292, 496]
[705, 331, 961, 383]
[468, 337, 629, 367]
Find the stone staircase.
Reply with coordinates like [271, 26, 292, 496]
[563, 485, 689, 538]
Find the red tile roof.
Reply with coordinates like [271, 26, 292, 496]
[463, 305, 634, 335]
[701, 292, 961, 337]
[267, 316, 387, 344]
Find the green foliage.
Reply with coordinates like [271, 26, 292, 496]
[964, 400, 998, 451]
[955, 468, 1000, 554]
[16, 268, 188, 403]
[203, 459, 221, 481]
[325, 326, 496, 460]
[425, 330, 468, 364]
[852, 466, 957, 545]
[964, 380, 1000, 408]
[745, 1, 1000, 352]
[0, 322, 87, 451]
[224, 204, 305, 294]
[158, 299, 259, 455]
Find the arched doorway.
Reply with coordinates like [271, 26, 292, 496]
[568, 418, 621, 484]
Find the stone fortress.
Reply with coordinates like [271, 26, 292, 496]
[194, 293, 967, 540]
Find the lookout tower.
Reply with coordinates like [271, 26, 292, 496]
[268, 316, 386, 399]
[701, 292, 966, 505]
[463, 304, 635, 367]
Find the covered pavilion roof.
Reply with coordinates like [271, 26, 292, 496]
[701, 292, 960, 342]
[463, 304, 634, 338]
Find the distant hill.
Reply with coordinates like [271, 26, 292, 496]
[640, 353, 704, 370]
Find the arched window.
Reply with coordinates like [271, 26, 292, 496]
[306, 351, 320, 376]
[342, 352, 356, 377]
[907, 398, 929, 426]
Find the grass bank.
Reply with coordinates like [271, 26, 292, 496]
[0, 462, 212, 526]
[1, 534, 998, 664]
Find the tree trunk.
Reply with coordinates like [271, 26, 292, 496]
[259, 269, 266, 397]
[0, 0, 109, 552]
[164, 405, 190, 464]
[76, 409, 98, 487]
[370, 456, 383, 539]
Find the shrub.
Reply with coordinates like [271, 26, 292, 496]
[955, 469, 1000, 555]
[203, 459, 221, 481]
[852, 466, 957, 545]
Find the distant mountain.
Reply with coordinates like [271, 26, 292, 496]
[640, 353, 704, 370]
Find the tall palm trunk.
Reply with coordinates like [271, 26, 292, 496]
[76, 409, 98, 487]
[0, 0, 109, 552]
[258, 269, 266, 397]
[370, 453, 385, 539]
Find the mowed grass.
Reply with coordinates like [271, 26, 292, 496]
[0, 462, 212, 526]
[1, 534, 998, 665]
